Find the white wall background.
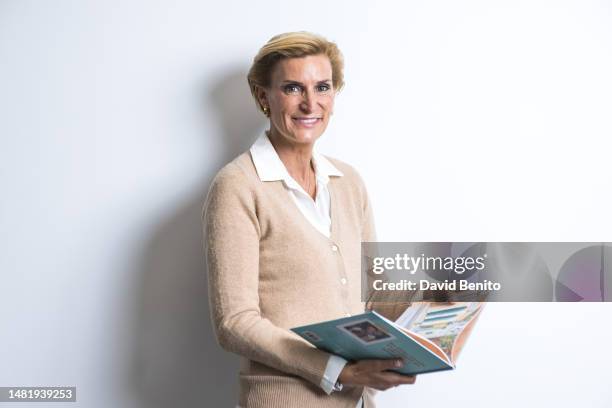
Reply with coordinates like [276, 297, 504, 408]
[1, 0, 611, 407]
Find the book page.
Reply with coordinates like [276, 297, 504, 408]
[399, 328, 451, 365]
[398, 302, 484, 364]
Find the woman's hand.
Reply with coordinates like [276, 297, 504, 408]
[338, 359, 416, 391]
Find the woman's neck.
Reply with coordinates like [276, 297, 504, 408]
[267, 129, 316, 198]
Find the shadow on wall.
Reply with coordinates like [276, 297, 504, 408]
[129, 68, 264, 408]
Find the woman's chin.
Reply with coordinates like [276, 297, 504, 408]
[270, 126, 325, 146]
[290, 129, 324, 145]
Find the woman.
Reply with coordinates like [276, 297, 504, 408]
[203, 31, 415, 408]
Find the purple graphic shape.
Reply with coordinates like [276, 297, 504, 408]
[555, 245, 611, 301]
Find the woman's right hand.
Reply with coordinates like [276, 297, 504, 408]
[338, 359, 416, 391]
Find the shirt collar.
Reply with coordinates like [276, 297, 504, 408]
[249, 132, 343, 188]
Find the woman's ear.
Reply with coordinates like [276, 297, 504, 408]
[255, 86, 268, 111]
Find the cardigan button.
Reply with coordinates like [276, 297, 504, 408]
[331, 244, 339, 252]
[340, 278, 347, 285]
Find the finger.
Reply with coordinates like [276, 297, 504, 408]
[359, 359, 403, 373]
[377, 372, 417, 385]
[379, 372, 416, 384]
[372, 382, 393, 391]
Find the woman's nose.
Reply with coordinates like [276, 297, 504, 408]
[299, 90, 316, 112]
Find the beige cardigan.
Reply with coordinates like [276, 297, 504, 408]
[203, 152, 378, 408]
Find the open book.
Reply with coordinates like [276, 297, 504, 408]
[291, 302, 484, 375]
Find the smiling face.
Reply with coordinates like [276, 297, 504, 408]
[258, 54, 336, 147]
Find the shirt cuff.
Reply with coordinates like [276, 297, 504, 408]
[320, 354, 348, 394]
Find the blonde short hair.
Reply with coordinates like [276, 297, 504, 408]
[247, 31, 345, 114]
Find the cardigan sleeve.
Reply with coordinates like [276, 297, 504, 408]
[202, 165, 332, 387]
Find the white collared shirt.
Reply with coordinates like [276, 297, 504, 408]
[249, 132, 356, 400]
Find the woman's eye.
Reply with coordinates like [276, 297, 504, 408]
[284, 84, 301, 94]
[317, 84, 331, 92]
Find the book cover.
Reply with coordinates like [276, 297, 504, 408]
[291, 302, 484, 376]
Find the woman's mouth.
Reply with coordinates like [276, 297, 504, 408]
[292, 117, 322, 128]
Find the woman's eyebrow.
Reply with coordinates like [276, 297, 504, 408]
[281, 79, 332, 84]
